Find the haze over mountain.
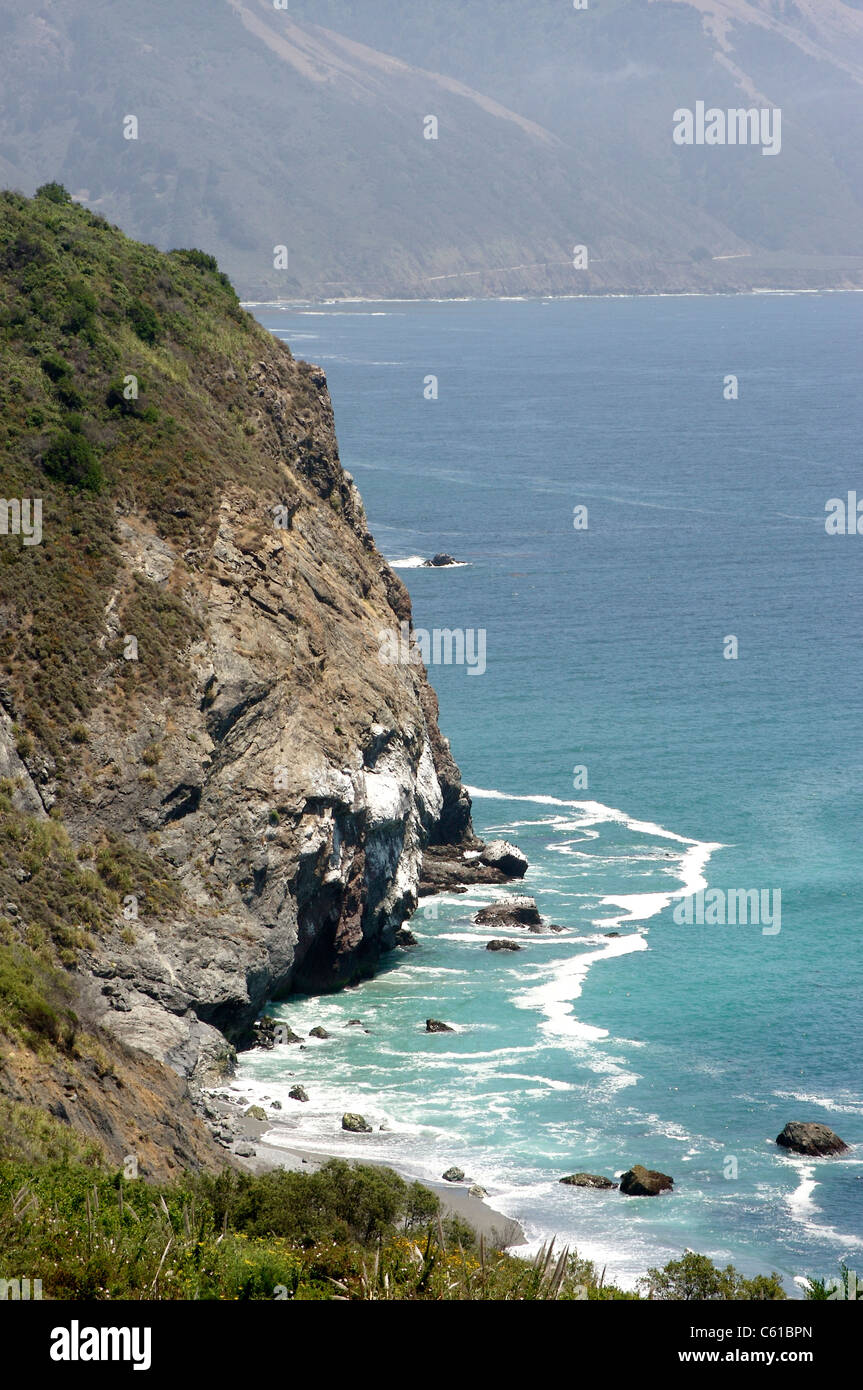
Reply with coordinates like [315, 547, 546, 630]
[1, 0, 862, 296]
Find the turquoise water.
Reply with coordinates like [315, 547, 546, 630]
[237, 296, 863, 1290]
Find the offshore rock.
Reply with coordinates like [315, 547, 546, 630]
[342, 1112, 372, 1133]
[619, 1165, 674, 1197]
[559, 1173, 617, 1190]
[475, 897, 542, 929]
[479, 840, 528, 878]
[776, 1122, 848, 1156]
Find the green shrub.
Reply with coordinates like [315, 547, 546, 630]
[640, 1251, 787, 1301]
[40, 352, 71, 383]
[127, 297, 160, 344]
[42, 430, 103, 491]
[35, 182, 72, 205]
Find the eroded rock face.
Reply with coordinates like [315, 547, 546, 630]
[776, 1122, 848, 1156]
[14, 352, 481, 1085]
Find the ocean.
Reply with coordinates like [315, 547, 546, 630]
[235, 294, 863, 1291]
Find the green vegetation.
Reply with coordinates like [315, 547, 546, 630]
[0, 1155, 795, 1301]
[0, 783, 181, 1042]
[0, 186, 316, 766]
[639, 1251, 786, 1301]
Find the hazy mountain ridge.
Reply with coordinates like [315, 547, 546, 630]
[0, 1, 861, 293]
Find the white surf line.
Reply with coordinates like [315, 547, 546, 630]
[468, 786, 725, 1036]
[513, 933, 648, 1040]
[466, 785, 725, 922]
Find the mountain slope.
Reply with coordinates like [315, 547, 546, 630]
[0, 0, 861, 296]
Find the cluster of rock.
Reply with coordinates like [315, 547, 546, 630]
[556, 1123, 850, 1201]
[559, 1164, 673, 1197]
[419, 839, 528, 896]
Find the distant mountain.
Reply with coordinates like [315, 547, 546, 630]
[0, 0, 861, 296]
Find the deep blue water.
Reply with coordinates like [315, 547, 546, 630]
[238, 295, 863, 1290]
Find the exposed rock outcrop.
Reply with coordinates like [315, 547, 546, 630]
[426, 1018, 454, 1034]
[342, 1112, 372, 1133]
[776, 1122, 848, 1157]
[619, 1165, 674, 1197]
[475, 897, 542, 929]
[423, 553, 459, 568]
[486, 939, 523, 952]
[479, 840, 528, 878]
[559, 1173, 617, 1190]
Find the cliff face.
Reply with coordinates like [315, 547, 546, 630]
[0, 189, 474, 1151]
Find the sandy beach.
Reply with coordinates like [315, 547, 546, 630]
[207, 1093, 526, 1249]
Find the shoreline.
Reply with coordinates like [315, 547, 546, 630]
[242, 286, 863, 309]
[209, 1094, 527, 1250]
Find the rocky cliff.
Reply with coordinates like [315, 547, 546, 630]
[0, 188, 491, 1166]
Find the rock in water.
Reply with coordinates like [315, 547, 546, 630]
[288, 1086, 309, 1103]
[486, 939, 523, 952]
[341, 1112, 372, 1133]
[559, 1173, 617, 1190]
[474, 896, 541, 928]
[479, 840, 529, 878]
[775, 1122, 848, 1156]
[619, 1165, 674, 1196]
[469, 1185, 488, 1198]
[423, 553, 458, 567]
[395, 927, 418, 947]
[442, 1166, 465, 1182]
[426, 1018, 454, 1033]
[308, 1026, 331, 1039]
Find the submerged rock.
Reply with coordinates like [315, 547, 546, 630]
[619, 1165, 674, 1197]
[395, 927, 418, 947]
[776, 1122, 848, 1156]
[559, 1172, 617, 1190]
[309, 1025, 331, 1039]
[426, 1018, 454, 1033]
[486, 939, 523, 952]
[341, 1112, 372, 1133]
[288, 1085, 309, 1103]
[475, 896, 541, 929]
[442, 1166, 465, 1182]
[479, 840, 528, 878]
